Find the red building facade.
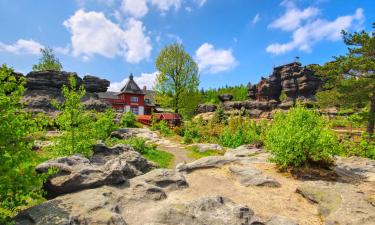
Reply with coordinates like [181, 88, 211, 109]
[104, 74, 154, 115]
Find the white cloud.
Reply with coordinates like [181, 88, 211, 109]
[63, 10, 152, 63]
[54, 45, 70, 55]
[267, 8, 364, 55]
[123, 18, 152, 63]
[269, 6, 319, 31]
[195, 0, 207, 7]
[109, 71, 158, 92]
[121, 0, 148, 18]
[195, 43, 237, 74]
[150, 0, 182, 12]
[252, 13, 260, 25]
[0, 39, 43, 55]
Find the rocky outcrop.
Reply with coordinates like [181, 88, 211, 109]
[229, 166, 281, 187]
[156, 196, 254, 225]
[218, 94, 233, 102]
[15, 168, 188, 225]
[333, 156, 375, 182]
[224, 145, 265, 157]
[296, 181, 375, 225]
[23, 70, 110, 112]
[256, 62, 320, 102]
[83, 75, 110, 92]
[188, 143, 224, 152]
[195, 104, 217, 114]
[36, 144, 154, 198]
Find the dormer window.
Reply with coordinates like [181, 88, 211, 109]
[131, 96, 138, 103]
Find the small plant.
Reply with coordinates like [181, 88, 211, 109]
[121, 111, 137, 128]
[32, 47, 62, 71]
[265, 105, 340, 169]
[152, 120, 173, 137]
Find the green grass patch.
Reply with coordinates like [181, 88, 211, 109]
[186, 146, 224, 159]
[105, 137, 174, 168]
[143, 149, 174, 168]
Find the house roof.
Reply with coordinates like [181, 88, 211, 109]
[97, 91, 120, 99]
[120, 73, 144, 94]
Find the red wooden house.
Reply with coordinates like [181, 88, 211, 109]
[102, 74, 154, 115]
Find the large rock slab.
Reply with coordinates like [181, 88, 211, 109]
[189, 143, 224, 152]
[334, 156, 375, 182]
[296, 181, 375, 225]
[83, 75, 110, 92]
[15, 169, 188, 225]
[224, 145, 265, 157]
[229, 166, 281, 187]
[36, 144, 154, 197]
[195, 104, 217, 114]
[155, 196, 254, 225]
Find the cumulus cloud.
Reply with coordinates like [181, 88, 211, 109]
[150, 0, 182, 12]
[251, 13, 260, 25]
[109, 71, 158, 92]
[269, 6, 319, 31]
[267, 6, 364, 55]
[0, 39, 43, 55]
[195, 43, 237, 74]
[63, 10, 152, 63]
[121, 0, 148, 18]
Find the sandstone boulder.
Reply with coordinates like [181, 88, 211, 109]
[229, 166, 281, 187]
[36, 144, 154, 198]
[218, 94, 233, 102]
[334, 156, 375, 182]
[189, 143, 224, 152]
[296, 181, 375, 225]
[195, 104, 217, 114]
[155, 196, 254, 225]
[83, 75, 110, 92]
[224, 145, 265, 157]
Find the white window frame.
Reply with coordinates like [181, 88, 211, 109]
[131, 96, 138, 103]
[131, 107, 139, 115]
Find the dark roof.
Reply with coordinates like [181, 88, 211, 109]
[120, 73, 144, 94]
[97, 91, 119, 99]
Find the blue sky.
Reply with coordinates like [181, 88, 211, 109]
[0, 0, 373, 91]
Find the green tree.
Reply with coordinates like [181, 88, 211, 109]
[313, 29, 375, 133]
[0, 65, 45, 223]
[53, 76, 92, 156]
[32, 47, 62, 71]
[155, 43, 200, 118]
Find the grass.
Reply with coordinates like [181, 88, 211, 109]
[186, 146, 224, 159]
[105, 137, 174, 168]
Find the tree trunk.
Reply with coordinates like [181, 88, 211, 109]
[367, 92, 375, 134]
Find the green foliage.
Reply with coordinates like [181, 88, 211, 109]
[155, 43, 200, 118]
[52, 77, 117, 157]
[313, 30, 375, 133]
[213, 105, 227, 124]
[340, 133, 375, 159]
[121, 111, 137, 127]
[200, 85, 248, 104]
[105, 137, 174, 168]
[265, 106, 340, 169]
[32, 47, 62, 71]
[0, 65, 46, 223]
[152, 120, 173, 137]
[218, 115, 264, 148]
[186, 146, 224, 159]
[279, 90, 287, 102]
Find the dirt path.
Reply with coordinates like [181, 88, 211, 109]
[156, 138, 194, 168]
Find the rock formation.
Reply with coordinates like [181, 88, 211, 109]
[21, 70, 110, 113]
[196, 62, 321, 118]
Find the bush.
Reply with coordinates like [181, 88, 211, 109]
[265, 106, 340, 169]
[121, 111, 137, 128]
[152, 120, 173, 136]
[340, 133, 375, 159]
[0, 65, 46, 223]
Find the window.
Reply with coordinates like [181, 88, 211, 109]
[131, 107, 139, 115]
[131, 96, 138, 103]
[145, 99, 150, 104]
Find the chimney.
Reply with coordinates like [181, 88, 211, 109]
[143, 86, 147, 92]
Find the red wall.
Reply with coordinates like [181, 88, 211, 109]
[118, 93, 145, 107]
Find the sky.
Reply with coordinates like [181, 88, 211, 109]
[0, 0, 374, 91]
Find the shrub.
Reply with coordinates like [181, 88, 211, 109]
[121, 111, 137, 128]
[340, 133, 375, 159]
[0, 65, 46, 223]
[152, 120, 173, 136]
[265, 106, 340, 169]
